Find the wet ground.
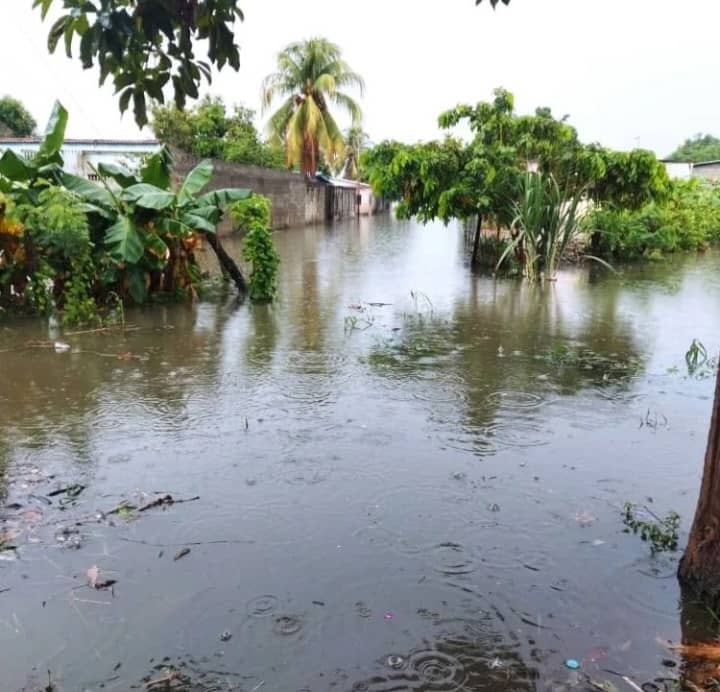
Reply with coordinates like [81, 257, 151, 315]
[1, 216, 719, 691]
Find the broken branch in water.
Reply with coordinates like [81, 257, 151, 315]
[106, 494, 199, 516]
[119, 537, 254, 548]
[145, 670, 187, 689]
[173, 548, 190, 561]
[138, 494, 200, 512]
[63, 325, 139, 336]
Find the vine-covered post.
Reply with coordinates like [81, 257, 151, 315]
[230, 195, 280, 302]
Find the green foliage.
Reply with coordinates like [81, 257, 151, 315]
[623, 502, 680, 555]
[589, 148, 670, 210]
[0, 101, 68, 200]
[25, 262, 56, 316]
[262, 38, 365, 174]
[231, 195, 271, 231]
[61, 253, 99, 326]
[585, 180, 720, 261]
[667, 134, 720, 163]
[341, 127, 369, 179]
[363, 88, 669, 269]
[497, 172, 590, 281]
[19, 186, 91, 259]
[34, 0, 244, 127]
[0, 96, 37, 136]
[232, 195, 279, 302]
[1, 104, 254, 315]
[152, 97, 285, 169]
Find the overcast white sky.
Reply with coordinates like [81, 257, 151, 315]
[1, 0, 718, 156]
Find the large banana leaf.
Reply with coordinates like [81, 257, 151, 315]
[105, 215, 145, 264]
[144, 232, 170, 260]
[121, 183, 175, 210]
[97, 162, 138, 189]
[180, 212, 218, 233]
[0, 150, 34, 181]
[60, 172, 116, 210]
[126, 265, 148, 303]
[157, 218, 194, 237]
[195, 188, 252, 208]
[187, 204, 222, 226]
[140, 146, 172, 189]
[178, 160, 213, 203]
[37, 101, 68, 164]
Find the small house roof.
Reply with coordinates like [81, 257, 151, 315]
[315, 173, 371, 189]
[691, 160, 720, 168]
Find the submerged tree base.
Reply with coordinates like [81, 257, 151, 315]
[679, 366, 720, 607]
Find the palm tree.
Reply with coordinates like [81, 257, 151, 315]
[261, 38, 364, 176]
[339, 126, 369, 180]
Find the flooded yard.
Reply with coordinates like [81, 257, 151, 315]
[1, 216, 719, 691]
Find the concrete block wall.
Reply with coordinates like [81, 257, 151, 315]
[173, 150, 370, 234]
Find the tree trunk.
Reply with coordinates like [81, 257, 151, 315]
[301, 137, 318, 177]
[678, 365, 720, 605]
[471, 214, 482, 268]
[203, 232, 247, 295]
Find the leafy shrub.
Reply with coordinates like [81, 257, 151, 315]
[585, 180, 720, 261]
[231, 195, 279, 302]
[152, 97, 285, 169]
[19, 186, 91, 259]
[61, 254, 99, 326]
[231, 195, 271, 231]
[0, 96, 36, 136]
[25, 262, 56, 316]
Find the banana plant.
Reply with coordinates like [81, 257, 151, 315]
[0, 100, 69, 202]
[62, 148, 251, 301]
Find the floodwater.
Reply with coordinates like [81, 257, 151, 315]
[1, 216, 720, 691]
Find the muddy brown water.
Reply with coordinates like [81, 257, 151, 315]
[1, 216, 719, 691]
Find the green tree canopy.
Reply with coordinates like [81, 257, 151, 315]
[262, 38, 364, 175]
[0, 96, 37, 137]
[33, 0, 244, 127]
[667, 134, 720, 163]
[363, 87, 669, 238]
[32, 1, 501, 129]
[152, 97, 284, 169]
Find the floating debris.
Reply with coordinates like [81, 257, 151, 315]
[173, 548, 191, 562]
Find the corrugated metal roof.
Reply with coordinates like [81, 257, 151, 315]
[691, 160, 720, 168]
[315, 173, 370, 188]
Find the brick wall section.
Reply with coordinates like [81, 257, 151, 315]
[173, 149, 361, 234]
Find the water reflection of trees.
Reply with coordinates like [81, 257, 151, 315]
[0, 301, 242, 465]
[365, 274, 644, 441]
[676, 587, 720, 690]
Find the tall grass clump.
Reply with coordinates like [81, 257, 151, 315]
[496, 172, 597, 281]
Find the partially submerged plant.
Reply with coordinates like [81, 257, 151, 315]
[684, 338, 719, 379]
[686, 339, 709, 375]
[231, 195, 280, 302]
[623, 502, 680, 554]
[496, 171, 611, 281]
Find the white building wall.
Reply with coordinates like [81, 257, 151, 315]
[663, 161, 693, 180]
[0, 140, 160, 178]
